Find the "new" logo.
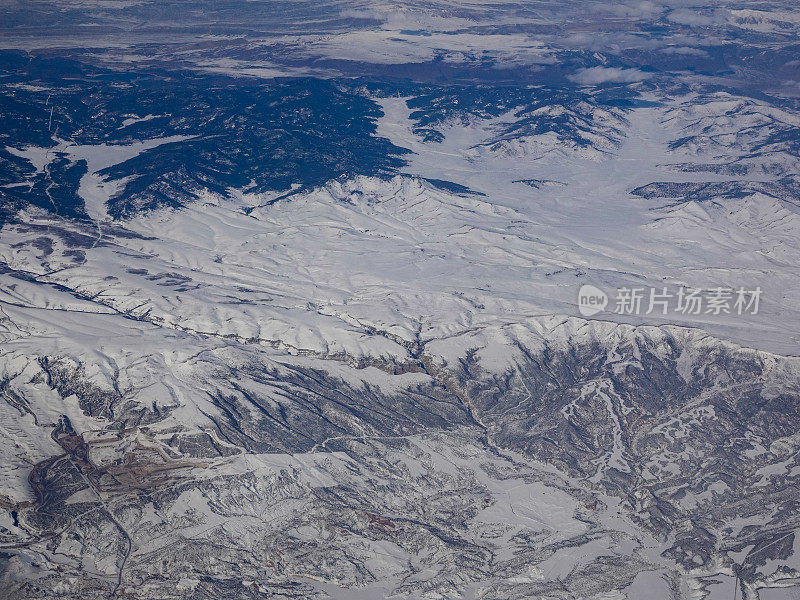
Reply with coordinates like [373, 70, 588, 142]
[578, 284, 608, 317]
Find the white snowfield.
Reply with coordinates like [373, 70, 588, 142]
[3, 89, 798, 358]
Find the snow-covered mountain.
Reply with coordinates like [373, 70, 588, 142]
[1, 2, 800, 599]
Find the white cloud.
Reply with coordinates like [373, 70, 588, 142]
[278, 30, 552, 66]
[662, 46, 709, 56]
[667, 8, 727, 26]
[567, 66, 652, 85]
[592, 1, 663, 20]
